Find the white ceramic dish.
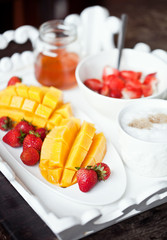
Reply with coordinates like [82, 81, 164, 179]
[76, 48, 167, 120]
[0, 105, 126, 206]
[118, 99, 167, 178]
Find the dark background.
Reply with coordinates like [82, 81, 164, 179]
[0, 0, 167, 51]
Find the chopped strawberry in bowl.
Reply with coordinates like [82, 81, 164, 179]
[84, 67, 158, 100]
[76, 49, 167, 119]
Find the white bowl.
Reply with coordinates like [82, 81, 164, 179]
[75, 48, 167, 120]
[118, 99, 167, 177]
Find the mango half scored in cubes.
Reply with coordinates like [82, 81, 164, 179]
[0, 83, 73, 128]
[40, 120, 107, 188]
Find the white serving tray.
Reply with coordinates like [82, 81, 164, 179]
[0, 22, 167, 240]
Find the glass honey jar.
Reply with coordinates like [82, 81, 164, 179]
[34, 20, 80, 90]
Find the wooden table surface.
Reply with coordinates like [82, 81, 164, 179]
[0, 0, 167, 239]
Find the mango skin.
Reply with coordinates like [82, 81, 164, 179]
[40, 120, 107, 188]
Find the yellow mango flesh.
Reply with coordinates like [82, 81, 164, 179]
[28, 86, 44, 103]
[4, 86, 17, 95]
[0, 95, 12, 106]
[42, 87, 63, 109]
[81, 133, 107, 167]
[40, 120, 106, 188]
[10, 96, 24, 109]
[16, 84, 29, 98]
[0, 84, 73, 129]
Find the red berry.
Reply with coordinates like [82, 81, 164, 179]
[119, 70, 142, 81]
[15, 119, 35, 134]
[35, 128, 48, 141]
[76, 168, 98, 192]
[142, 84, 153, 97]
[110, 89, 122, 98]
[143, 72, 157, 85]
[123, 78, 143, 99]
[23, 132, 43, 152]
[102, 66, 119, 81]
[99, 85, 110, 96]
[108, 76, 125, 92]
[122, 87, 142, 99]
[20, 147, 40, 166]
[84, 78, 103, 92]
[0, 116, 13, 131]
[95, 163, 111, 181]
[3, 129, 25, 147]
[7, 76, 22, 86]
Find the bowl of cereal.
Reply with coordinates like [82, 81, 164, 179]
[75, 48, 167, 119]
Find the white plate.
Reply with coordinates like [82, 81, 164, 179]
[0, 106, 126, 206]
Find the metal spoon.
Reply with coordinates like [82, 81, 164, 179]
[117, 14, 128, 70]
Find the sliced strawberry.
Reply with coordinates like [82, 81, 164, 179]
[102, 66, 119, 81]
[122, 87, 143, 99]
[125, 78, 142, 90]
[119, 70, 142, 81]
[103, 74, 114, 86]
[84, 78, 103, 92]
[142, 84, 153, 97]
[20, 147, 40, 166]
[110, 89, 122, 98]
[142, 73, 158, 97]
[99, 85, 110, 96]
[143, 72, 157, 85]
[105, 75, 125, 92]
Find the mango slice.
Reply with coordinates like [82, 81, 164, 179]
[65, 121, 96, 170]
[0, 84, 74, 129]
[40, 120, 106, 188]
[81, 133, 107, 167]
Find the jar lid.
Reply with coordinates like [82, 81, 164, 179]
[39, 20, 77, 47]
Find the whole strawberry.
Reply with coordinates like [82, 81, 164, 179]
[0, 116, 13, 131]
[76, 168, 98, 192]
[76, 163, 111, 192]
[15, 119, 35, 134]
[3, 129, 25, 147]
[20, 147, 40, 166]
[7, 76, 22, 86]
[95, 163, 111, 181]
[35, 128, 48, 141]
[23, 131, 43, 152]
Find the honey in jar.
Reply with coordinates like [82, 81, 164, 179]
[34, 20, 80, 90]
